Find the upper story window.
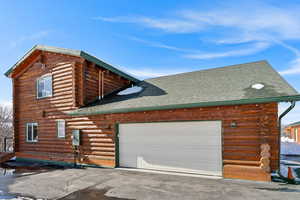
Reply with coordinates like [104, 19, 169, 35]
[37, 74, 52, 98]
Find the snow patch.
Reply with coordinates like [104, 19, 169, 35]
[251, 83, 264, 90]
[281, 136, 295, 143]
[281, 139, 300, 155]
[118, 86, 143, 95]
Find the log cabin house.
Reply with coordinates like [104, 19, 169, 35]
[4, 45, 300, 181]
[284, 121, 300, 143]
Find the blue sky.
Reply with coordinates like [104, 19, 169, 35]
[1, 0, 300, 124]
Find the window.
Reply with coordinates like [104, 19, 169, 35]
[295, 128, 299, 142]
[57, 120, 66, 138]
[37, 75, 52, 98]
[26, 123, 38, 142]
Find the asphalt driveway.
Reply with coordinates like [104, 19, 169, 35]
[3, 167, 300, 200]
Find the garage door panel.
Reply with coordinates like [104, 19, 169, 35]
[119, 121, 222, 176]
[121, 137, 221, 147]
[138, 155, 222, 170]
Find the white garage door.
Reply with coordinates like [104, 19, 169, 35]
[118, 121, 222, 176]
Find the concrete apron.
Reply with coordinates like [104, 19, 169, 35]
[116, 167, 222, 180]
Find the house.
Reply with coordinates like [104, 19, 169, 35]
[4, 45, 300, 182]
[284, 121, 300, 143]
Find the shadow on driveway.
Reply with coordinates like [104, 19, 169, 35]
[58, 187, 135, 200]
[254, 187, 300, 192]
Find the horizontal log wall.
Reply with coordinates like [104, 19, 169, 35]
[13, 51, 131, 166]
[84, 62, 130, 104]
[103, 71, 129, 96]
[84, 62, 99, 104]
[14, 52, 84, 162]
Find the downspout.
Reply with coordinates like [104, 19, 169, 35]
[278, 101, 296, 179]
[98, 69, 104, 100]
[102, 70, 104, 99]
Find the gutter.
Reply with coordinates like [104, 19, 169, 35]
[278, 101, 296, 181]
[68, 95, 300, 116]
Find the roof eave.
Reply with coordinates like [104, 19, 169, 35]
[287, 121, 300, 127]
[4, 45, 39, 78]
[80, 51, 140, 83]
[4, 68, 13, 78]
[67, 94, 300, 116]
[290, 124, 300, 127]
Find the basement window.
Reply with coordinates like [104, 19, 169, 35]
[57, 120, 66, 138]
[26, 123, 38, 142]
[37, 74, 53, 98]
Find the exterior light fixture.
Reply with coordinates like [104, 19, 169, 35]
[230, 121, 237, 128]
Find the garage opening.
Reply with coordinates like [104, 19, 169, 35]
[118, 121, 222, 176]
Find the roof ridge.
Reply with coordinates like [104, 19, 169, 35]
[4, 44, 140, 83]
[145, 60, 269, 81]
[36, 44, 82, 54]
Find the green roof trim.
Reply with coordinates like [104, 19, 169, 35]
[4, 45, 39, 77]
[286, 120, 300, 127]
[4, 45, 140, 83]
[68, 95, 300, 116]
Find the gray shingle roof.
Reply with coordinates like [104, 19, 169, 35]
[69, 60, 300, 116]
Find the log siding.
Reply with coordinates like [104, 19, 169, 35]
[13, 51, 132, 165]
[84, 61, 129, 104]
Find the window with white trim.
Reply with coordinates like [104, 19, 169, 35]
[26, 123, 38, 142]
[37, 74, 52, 98]
[295, 128, 298, 142]
[57, 120, 66, 138]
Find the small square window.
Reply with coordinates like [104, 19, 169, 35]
[37, 75, 52, 98]
[57, 120, 66, 138]
[26, 123, 38, 142]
